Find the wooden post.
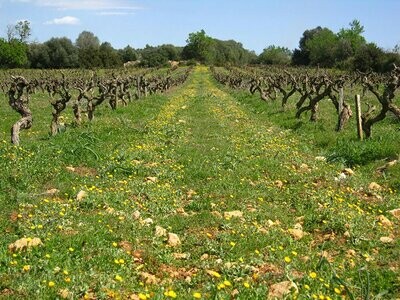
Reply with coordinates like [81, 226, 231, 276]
[355, 94, 363, 140]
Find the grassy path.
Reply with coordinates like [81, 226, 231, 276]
[0, 67, 399, 299]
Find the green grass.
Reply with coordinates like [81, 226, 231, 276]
[0, 67, 399, 299]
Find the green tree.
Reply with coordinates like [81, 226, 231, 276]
[139, 45, 169, 67]
[258, 46, 292, 65]
[0, 38, 28, 68]
[337, 19, 366, 53]
[182, 30, 214, 64]
[45, 37, 79, 68]
[28, 43, 51, 68]
[353, 43, 385, 72]
[305, 28, 338, 67]
[15, 20, 31, 43]
[76, 31, 100, 49]
[160, 44, 181, 61]
[292, 26, 323, 65]
[76, 31, 102, 68]
[99, 42, 122, 68]
[119, 45, 138, 62]
[211, 40, 255, 66]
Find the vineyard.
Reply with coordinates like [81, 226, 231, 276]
[0, 65, 399, 299]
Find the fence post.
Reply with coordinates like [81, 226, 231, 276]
[355, 94, 363, 141]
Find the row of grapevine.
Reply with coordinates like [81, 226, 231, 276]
[1, 67, 192, 145]
[211, 65, 400, 138]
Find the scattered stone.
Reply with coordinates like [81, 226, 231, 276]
[58, 289, 70, 299]
[315, 156, 326, 162]
[274, 180, 284, 188]
[132, 210, 141, 220]
[145, 177, 157, 183]
[186, 189, 197, 199]
[288, 228, 304, 240]
[380, 236, 394, 244]
[200, 253, 209, 260]
[155, 226, 167, 237]
[388, 208, 400, 219]
[176, 207, 188, 216]
[293, 223, 303, 230]
[300, 256, 310, 262]
[342, 168, 355, 176]
[224, 210, 243, 219]
[140, 272, 159, 285]
[9, 237, 43, 252]
[118, 241, 133, 252]
[44, 188, 59, 196]
[143, 218, 154, 225]
[66, 166, 97, 176]
[268, 281, 295, 299]
[173, 253, 189, 259]
[320, 250, 334, 263]
[167, 233, 181, 247]
[377, 215, 393, 227]
[76, 190, 87, 201]
[211, 211, 222, 218]
[65, 166, 75, 172]
[346, 249, 356, 257]
[258, 227, 268, 234]
[299, 163, 311, 172]
[376, 159, 398, 173]
[246, 204, 257, 212]
[231, 289, 239, 297]
[334, 173, 347, 182]
[368, 182, 382, 191]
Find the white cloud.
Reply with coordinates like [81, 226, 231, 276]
[29, 0, 140, 11]
[44, 16, 80, 25]
[96, 11, 135, 16]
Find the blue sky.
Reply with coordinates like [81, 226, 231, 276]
[0, 0, 399, 53]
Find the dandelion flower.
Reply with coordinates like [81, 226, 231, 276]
[193, 292, 202, 298]
[207, 270, 221, 278]
[217, 283, 226, 290]
[115, 275, 123, 282]
[48, 281, 55, 287]
[22, 265, 30, 272]
[164, 290, 177, 298]
[138, 293, 147, 300]
[223, 280, 232, 287]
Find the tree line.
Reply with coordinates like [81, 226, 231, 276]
[1, 20, 399, 72]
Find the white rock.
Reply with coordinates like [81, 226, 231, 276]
[155, 226, 167, 237]
[76, 190, 87, 201]
[167, 233, 181, 247]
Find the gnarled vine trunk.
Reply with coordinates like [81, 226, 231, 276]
[8, 76, 33, 145]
